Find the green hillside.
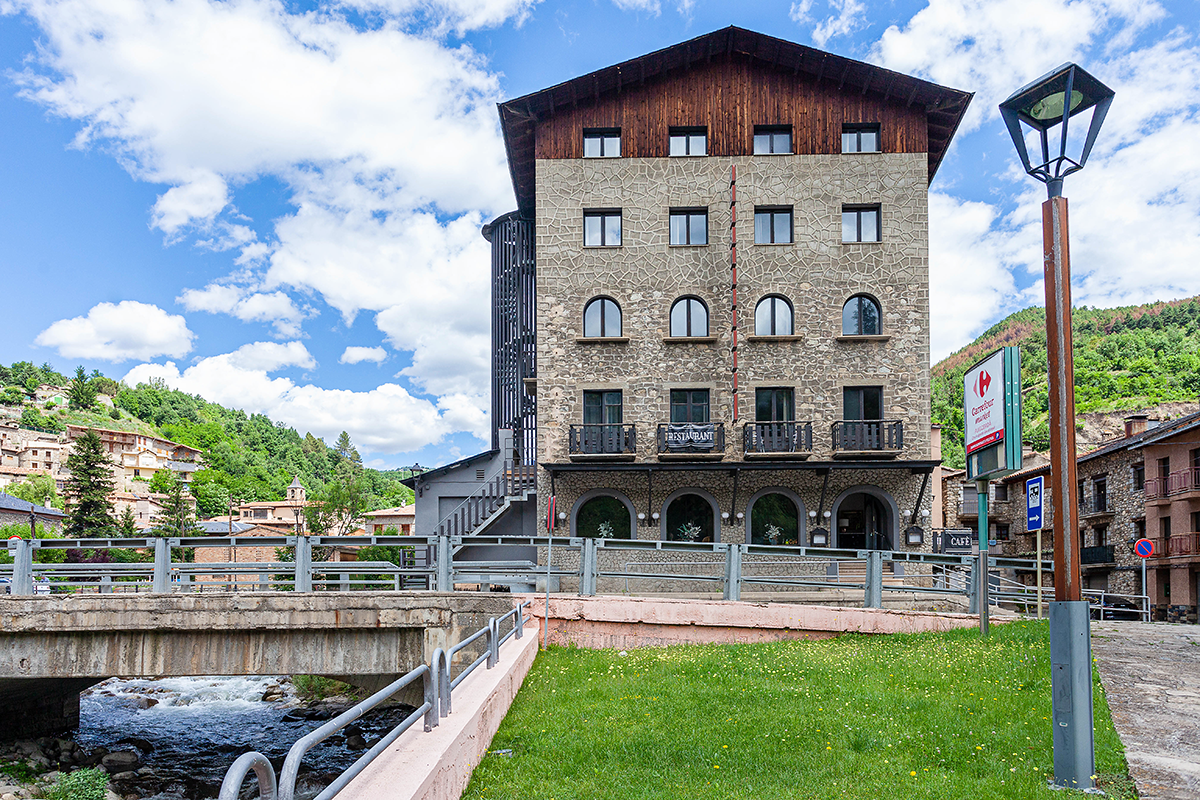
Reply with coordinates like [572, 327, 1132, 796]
[932, 296, 1200, 468]
[0, 361, 415, 517]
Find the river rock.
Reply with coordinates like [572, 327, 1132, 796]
[345, 734, 367, 750]
[110, 771, 137, 782]
[101, 751, 140, 771]
[12, 742, 39, 757]
[115, 737, 155, 755]
[104, 791, 121, 800]
[2, 792, 18, 800]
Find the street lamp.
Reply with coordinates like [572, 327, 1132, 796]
[1000, 62, 1114, 794]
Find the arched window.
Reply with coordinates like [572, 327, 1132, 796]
[842, 295, 881, 336]
[665, 493, 715, 543]
[754, 295, 793, 336]
[583, 297, 622, 338]
[576, 495, 632, 539]
[749, 493, 799, 546]
[669, 297, 708, 337]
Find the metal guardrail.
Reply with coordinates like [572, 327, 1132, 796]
[217, 601, 530, 800]
[1, 535, 1154, 621]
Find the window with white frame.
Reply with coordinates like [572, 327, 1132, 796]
[842, 205, 881, 243]
[669, 127, 706, 156]
[583, 129, 620, 158]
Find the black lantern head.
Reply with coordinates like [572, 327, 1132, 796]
[999, 63, 1114, 196]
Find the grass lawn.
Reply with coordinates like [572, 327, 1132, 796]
[463, 620, 1134, 799]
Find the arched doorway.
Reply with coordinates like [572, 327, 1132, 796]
[663, 491, 718, 542]
[747, 491, 802, 546]
[835, 492, 892, 550]
[572, 492, 634, 539]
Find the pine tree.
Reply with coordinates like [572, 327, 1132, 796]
[333, 430, 362, 470]
[151, 471, 201, 537]
[68, 365, 96, 411]
[118, 505, 139, 538]
[64, 430, 116, 537]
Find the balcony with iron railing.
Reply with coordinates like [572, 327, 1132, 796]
[1168, 467, 1200, 496]
[657, 423, 725, 459]
[742, 421, 813, 458]
[568, 424, 636, 460]
[831, 420, 903, 458]
[1079, 497, 1114, 518]
[1080, 544, 1115, 565]
[1166, 532, 1200, 557]
[1144, 477, 1166, 500]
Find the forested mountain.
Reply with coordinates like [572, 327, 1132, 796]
[0, 362, 415, 517]
[932, 296, 1200, 468]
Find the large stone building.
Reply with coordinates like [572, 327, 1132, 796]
[410, 28, 970, 564]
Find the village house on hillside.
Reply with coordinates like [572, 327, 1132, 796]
[66, 425, 201, 494]
[235, 477, 310, 532]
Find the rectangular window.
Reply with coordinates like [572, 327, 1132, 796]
[843, 386, 882, 420]
[754, 207, 792, 244]
[1132, 463, 1145, 491]
[842, 205, 881, 243]
[583, 210, 621, 246]
[1158, 456, 1170, 479]
[993, 483, 1009, 502]
[755, 388, 795, 422]
[962, 485, 978, 515]
[583, 128, 620, 158]
[670, 389, 710, 424]
[1192, 448, 1200, 469]
[1192, 511, 1200, 532]
[669, 127, 707, 157]
[583, 391, 623, 424]
[669, 208, 708, 245]
[1160, 517, 1171, 538]
[1134, 519, 1145, 540]
[841, 124, 880, 153]
[1094, 524, 1108, 547]
[753, 126, 791, 154]
[995, 523, 1010, 541]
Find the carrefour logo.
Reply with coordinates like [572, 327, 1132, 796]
[974, 369, 992, 398]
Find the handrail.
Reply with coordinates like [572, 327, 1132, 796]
[221, 600, 532, 800]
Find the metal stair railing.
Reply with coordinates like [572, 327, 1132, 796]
[436, 462, 536, 538]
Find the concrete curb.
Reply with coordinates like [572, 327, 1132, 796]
[341, 621, 539, 800]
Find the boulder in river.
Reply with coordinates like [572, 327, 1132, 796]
[100, 751, 141, 771]
[114, 737, 155, 755]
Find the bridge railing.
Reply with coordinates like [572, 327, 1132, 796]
[4, 535, 1148, 619]
[217, 600, 531, 800]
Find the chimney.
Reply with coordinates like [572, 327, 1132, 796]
[1124, 414, 1149, 438]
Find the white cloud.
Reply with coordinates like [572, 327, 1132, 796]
[788, 0, 814, 24]
[122, 351, 487, 454]
[873, 0, 1166, 132]
[35, 301, 195, 362]
[226, 341, 316, 371]
[340, 346, 388, 364]
[610, 0, 660, 13]
[810, 0, 866, 48]
[177, 284, 306, 338]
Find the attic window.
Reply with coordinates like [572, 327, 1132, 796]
[669, 127, 706, 156]
[476, 468, 486, 480]
[753, 126, 792, 155]
[583, 128, 620, 158]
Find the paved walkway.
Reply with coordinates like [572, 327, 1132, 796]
[1091, 622, 1200, 800]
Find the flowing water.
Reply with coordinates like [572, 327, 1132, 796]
[75, 676, 414, 800]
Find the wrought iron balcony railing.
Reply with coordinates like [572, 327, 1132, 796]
[831, 420, 903, 454]
[657, 422, 725, 455]
[743, 421, 813, 456]
[1080, 544, 1115, 565]
[568, 424, 636, 456]
[1166, 533, 1200, 557]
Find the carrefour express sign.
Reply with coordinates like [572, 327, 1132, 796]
[964, 350, 1006, 456]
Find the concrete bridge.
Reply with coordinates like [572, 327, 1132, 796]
[0, 592, 513, 738]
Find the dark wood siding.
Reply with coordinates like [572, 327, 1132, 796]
[534, 56, 928, 160]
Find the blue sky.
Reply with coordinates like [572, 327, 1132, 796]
[2, 0, 1198, 468]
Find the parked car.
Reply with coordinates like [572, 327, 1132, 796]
[1089, 594, 1142, 621]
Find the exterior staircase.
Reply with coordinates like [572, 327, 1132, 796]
[436, 462, 536, 540]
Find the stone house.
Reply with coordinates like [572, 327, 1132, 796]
[235, 477, 310, 533]
[65, 425, 202, 493]
[1141, 412, 1200, 623]
[363, 505, 415, 535]
[0, 491, 66, 531]
[410, 28, 970, 580]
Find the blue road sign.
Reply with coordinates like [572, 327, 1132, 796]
[1027, 476, 1044, 530]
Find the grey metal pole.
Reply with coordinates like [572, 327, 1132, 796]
[543, 532, 552, 651]
[977, 479, 989, 635]
[865, 550, 883, 609]
[12, 538, 34, 596]
[435, 535, 451, 592]
[295, 536, 313, 593]
[152, 537, 171, 594]
[1049, 601, 1096, 789]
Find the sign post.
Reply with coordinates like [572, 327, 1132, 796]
[964, 347, 1023, 635]
[1027, 476, 1045, 619]
[1134, 538, 1154, 619]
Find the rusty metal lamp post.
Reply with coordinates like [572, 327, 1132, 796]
[999, 63, 1114, 792]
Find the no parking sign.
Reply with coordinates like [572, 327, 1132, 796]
[1134, 538, 1155, 558]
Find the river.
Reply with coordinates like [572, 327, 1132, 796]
[73, 676, 414, 800]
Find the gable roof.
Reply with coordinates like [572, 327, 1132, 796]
[499, 26, 972, 212]
[0, 492, 66, 519]
[1137, 410, 1200, 447]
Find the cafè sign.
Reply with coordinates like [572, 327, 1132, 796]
[665, 423, 715, 451]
